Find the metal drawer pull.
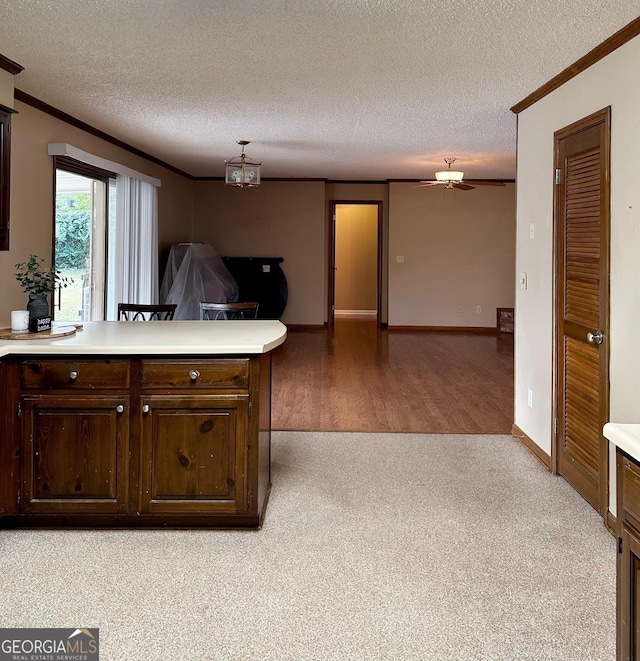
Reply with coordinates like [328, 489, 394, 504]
[69, 370, 79, 380]
[142, 404, 150, 414]
[189, 370, 200, 382]
[116, 404, 124, 413]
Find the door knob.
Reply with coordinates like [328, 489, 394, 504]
[142, 404, 150, 414]
[587, 330, 604, 345]
[116, 404, 124, 413]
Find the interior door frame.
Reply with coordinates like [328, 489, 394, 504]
[327, 200, 383, 328]
[52, 156, 115, 321]
[551, 106, 611, 516]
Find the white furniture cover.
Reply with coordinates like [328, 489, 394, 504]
[160, 243, 239, 320]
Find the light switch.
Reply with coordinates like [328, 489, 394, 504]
[529, 223, 535, 240]
[519, 272, 528, 290]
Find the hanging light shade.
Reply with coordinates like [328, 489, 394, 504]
[434, 157, 464, 183]
[225, 140, 261, 187]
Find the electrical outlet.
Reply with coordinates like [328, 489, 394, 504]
[527, 389, 533, 408]
[476, 305, 482, 314]
[396, 256, 404, 263]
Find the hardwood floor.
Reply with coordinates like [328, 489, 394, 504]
[272, 317, 514, 433]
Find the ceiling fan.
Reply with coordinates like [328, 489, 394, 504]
[419, 158, 506, 190]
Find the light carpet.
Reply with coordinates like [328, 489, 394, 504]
[0, 432, 615, 660]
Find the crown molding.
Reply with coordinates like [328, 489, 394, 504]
[0, 53, 24, 76]
[511, 16, 640, 114]
[14, 88, 193, 179]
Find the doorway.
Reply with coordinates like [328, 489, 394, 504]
[328, 201, 383, 327]
[553, 107, 611, 516]
[53, 158, 116, 322]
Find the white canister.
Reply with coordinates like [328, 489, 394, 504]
[11, 310, 30, 332]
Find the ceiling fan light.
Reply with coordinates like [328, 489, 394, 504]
[435, 169, 464, 182]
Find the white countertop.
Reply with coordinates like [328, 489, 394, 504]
[0, 320, 287, 357]
[603, 423, 640, 462]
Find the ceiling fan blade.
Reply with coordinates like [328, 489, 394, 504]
[462, 180, 506, 187]
[453, 183, 475, 190]
[416, 181, 439, 187]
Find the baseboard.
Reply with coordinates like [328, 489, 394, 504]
[511, 424, 552, 470]
[388, 325, 498, 334]
[606, 510, 617, 536]
[285, 324, 326, 331]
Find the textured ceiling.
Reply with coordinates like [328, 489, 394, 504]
[1, 1, 639, 180]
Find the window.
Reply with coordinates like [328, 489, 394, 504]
[54, 157, 116, 321]
[50, 144, 161, 321]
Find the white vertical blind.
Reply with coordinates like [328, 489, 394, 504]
[106, 176, 159, 319]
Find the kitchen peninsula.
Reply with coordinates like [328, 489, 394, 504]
[603, 423, 640, 660]
[0, 320, 286, 529]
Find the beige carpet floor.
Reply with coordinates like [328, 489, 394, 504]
[0, 432, 615, 660]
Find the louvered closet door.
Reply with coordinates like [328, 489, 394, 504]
[555, 109, 610, 514]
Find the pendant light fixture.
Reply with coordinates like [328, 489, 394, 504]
[225, 140, 261, 187]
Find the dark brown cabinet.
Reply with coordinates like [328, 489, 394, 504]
[617, 451, 640, 659]
[21, 395, 129, 514]
[1, 353, 272, 528]
[140, 395, 248, 515]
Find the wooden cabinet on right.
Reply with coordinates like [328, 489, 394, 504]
[617, 450, 640, 659]
[138, 358, 253, 516]
[139, 395, 249, 515]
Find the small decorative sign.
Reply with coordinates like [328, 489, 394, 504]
[497, 307, 514, 333]
[29, 315, 52, 333]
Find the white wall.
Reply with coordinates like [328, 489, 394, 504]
[515, 35, 640, 513]
[1, 102, 194, 317]
[192, 181, 326, 326]
[191, 180, 515, 327]
[0, 69, 15, 108]
[388, 182, 516, 327]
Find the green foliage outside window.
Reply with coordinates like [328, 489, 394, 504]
[55, 193, 91, 270]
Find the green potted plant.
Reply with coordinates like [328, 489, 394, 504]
[14, 254, 72, 318]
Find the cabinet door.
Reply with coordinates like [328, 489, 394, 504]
[620, 524, 640, 660]
[140, 395, 248, 514]
[0, 358, 20, 517]
[22, 395, 129, 513]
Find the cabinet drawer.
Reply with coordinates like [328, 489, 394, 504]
[141, 359, 250, 390]
[22, 359, 130, 390]
[623, 457, 640, 524]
